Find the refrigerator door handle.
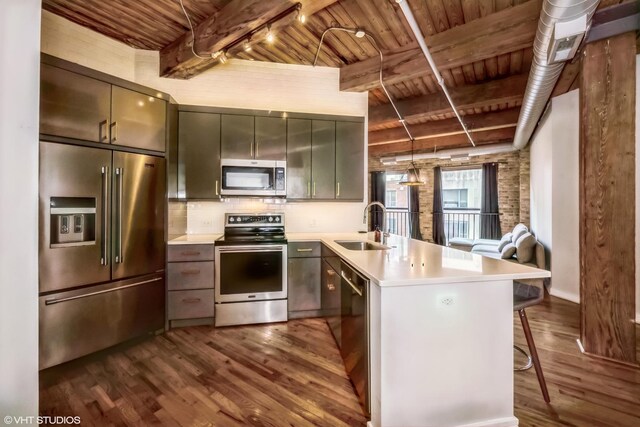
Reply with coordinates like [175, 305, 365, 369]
[44, 277, 162, 305]
[101, 166, 109, 265]
[115, 167, 124, 263]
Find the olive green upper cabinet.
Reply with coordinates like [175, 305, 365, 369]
[40, 64, 111, 143]
[255, 116, 286, 161]
[335, 121, 364, 200]
[110, 86, 167, 152]
[311, 120, 336, 200]
[178, 112, 221, 199]
[286, 119, 312, 199]
[221, 114, 254, 159]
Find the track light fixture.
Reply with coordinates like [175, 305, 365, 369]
[266, 24, 275, 44]
[242, 38, 252, 52]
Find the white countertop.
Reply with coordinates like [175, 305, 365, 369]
[168, 232, 550, 286]
[287, 232, 550, 287]
[168, 234, 221, 245]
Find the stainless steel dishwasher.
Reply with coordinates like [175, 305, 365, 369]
[340, 261, 370, 417]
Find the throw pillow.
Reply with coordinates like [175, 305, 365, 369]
[512, 226, 528, 243]
[515, 232, 537, 264]
[501, 243, 516, 259]
[497, 232, 513, 252]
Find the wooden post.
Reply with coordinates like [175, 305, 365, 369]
[579, 31, 637, 364]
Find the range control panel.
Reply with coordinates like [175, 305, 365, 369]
[224, 213, 284, 226]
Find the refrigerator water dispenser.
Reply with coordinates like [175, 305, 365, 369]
[50, 197, 96, 247]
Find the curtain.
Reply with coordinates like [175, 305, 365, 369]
[432, 167, 446, 245]
[409, 186, 423, 240]
[369, 171, 386, 231]
[480, 163, 502, 239]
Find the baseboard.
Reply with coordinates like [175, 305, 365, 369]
[548, 287, 580, 304]
[367, 416, 518, 427]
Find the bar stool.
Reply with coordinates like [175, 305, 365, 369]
[513, 279, 550, 403]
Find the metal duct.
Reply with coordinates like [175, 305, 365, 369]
[513, 0, 600, 149]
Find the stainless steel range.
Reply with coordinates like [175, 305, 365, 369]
[214, 213, 287, 327]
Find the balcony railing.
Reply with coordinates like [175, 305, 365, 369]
[378, 209, 500, 242]
[435, 210, 501, 243]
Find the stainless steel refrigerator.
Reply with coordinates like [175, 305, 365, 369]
[39, 142, 166, 369]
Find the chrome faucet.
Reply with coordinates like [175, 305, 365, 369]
[363, 201, 389, 244]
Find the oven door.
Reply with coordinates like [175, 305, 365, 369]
[215, 244, 287, 302]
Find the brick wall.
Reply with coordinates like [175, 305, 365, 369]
[369, 149, 530, 242]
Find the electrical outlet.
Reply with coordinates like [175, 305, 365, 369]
[440, 296, 455, 306]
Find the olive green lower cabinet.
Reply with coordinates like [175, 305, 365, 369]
[287, 242, 322, 319]
[167, 244, 215, 327]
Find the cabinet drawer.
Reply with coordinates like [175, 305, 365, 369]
[168, 289, 214, 320]
[288, 242, 321, 258]
[167, 262, 214, 290]
[168, 244, 214, 262]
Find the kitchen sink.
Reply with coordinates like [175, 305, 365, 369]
[335, 240, 390, 251]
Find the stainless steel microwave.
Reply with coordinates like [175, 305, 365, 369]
[220, 159, 286, 197]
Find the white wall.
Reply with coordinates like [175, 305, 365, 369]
[529, 106, 553, 267]
[0, 0, 41, 418]
[41, 11, 369, 233]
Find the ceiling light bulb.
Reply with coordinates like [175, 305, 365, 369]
[266, 25, 275, 44]
[243, 39, 252, 52]
[354, 29, 366, 38]
[211, 50, 222, 60]
[299, 13, 306, 24]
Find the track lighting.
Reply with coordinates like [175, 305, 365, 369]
[218, 51, 228, 64]
[266, 24, 275, 44]
[211, 50, 222, 60]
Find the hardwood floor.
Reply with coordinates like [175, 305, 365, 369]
[40, 295, 640, 427]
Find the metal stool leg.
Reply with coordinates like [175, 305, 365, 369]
[518, 308, 550, 403]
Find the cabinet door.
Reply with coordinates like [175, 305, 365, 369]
[111, 86, 167, 152]
[336, 121, 364, 200]
[286, 119, 312, 199]
[311, 120, 336, 199]
[255, 116, 286, 161]
[178, 112, 221, 199]
[288, 257, 321, 312]
[40, 63, 111, 143]
[221, 114, 254, 159]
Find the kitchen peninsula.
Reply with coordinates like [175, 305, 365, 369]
[170, 232, 550, 427]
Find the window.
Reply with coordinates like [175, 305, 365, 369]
[441, 168, 481, 210]
[443, 189, 468, 208]
[384, 172, 409, 209]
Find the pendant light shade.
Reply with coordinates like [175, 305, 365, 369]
[400, 139, 425, 186]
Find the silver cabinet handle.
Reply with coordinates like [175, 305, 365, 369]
[313, 181, 316, 197]
[340, 271, 363, 296]
[182, 298, 201, 304]
[44, 277, 162, 305]
[215, 180, 219, 196]
[181, 251, 201, 256]
[255, 140, 259, 158]
[100, 166, 109, 266]
[99, 120, 108, 142]
[296, 248, 313, 252]
[307, 181, 311, 197]
[110, 121, 118, 142]
[337, 182, 340, 197]
[115, 167, 123, 263]
[250, 142, 254, 158]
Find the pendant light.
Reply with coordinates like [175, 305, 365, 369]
[399, 138, 424, 186]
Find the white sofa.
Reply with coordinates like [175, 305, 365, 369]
[448, 224, 545, 270]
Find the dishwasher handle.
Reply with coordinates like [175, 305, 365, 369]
[341, 270, 363, 297]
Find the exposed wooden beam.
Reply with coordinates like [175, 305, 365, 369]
[551, 58, 581, 98]
[585, 0, 639, 44]
[340, 0, 541, 92]
[368, 128, 515, 156]
[369, 74, 527, 127]
[369, 108, 520, 145]
[580, 31, 636, 365]
[160, 0, 338, 79]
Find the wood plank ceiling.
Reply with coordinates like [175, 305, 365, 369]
[41, 0, 584, 156]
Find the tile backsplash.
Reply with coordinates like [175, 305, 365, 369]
[171, 199, 367, 235]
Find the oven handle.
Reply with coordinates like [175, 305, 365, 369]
[216, 245, 286, 253]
